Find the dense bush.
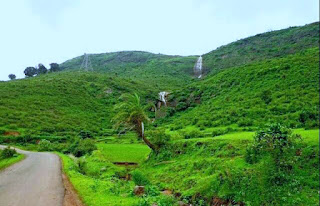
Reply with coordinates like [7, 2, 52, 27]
[69, 138, 97, 157]
[38, 139, 54, 151]
[147, 129, 170, 149]
[1, 147, 17, 159]
[131, 170, 150, 186]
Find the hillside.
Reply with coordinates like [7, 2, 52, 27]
[161, 47, 319, 135]
[61, 51, 198, 90]
[0, 22, 318, 138]
[0, 71, 159, 136]
[202, 22, 319, 74]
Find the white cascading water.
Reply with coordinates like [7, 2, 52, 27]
[194, 56, 203, 78]
[159, 91, 168, 106]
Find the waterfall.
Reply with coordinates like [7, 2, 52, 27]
[194, 56, 203, 78]
[159, 91, 168, 106]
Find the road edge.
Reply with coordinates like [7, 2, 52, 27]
[58, 157, 85, 206]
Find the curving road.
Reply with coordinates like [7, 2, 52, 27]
[0, 145, 64, 206]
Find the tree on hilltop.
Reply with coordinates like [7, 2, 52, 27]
[37, 64, 48, 75]
[8, 74, 16, 80]
[24, 67, 37, 77]
[49, 63, 60, 72]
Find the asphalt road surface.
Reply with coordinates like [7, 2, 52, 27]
[0, 145, 64, 206]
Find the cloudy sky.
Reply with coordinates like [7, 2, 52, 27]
[0, 0, 318, 80]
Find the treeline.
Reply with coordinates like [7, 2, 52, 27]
[24, 63, 61, 77]
[8, 63, 62, 80]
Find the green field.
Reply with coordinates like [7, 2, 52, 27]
[97, 143, 151, 163]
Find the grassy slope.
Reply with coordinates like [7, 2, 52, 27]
[58, 143, 152, 206]
[0, 52, 197, 136]
[61, 51, 198, 90]
[0, 71, 159, 136]
[164, 47, 319, 131]
[203, 22, 319, 73]
[0, 154, 25, 170]
[139, 129, 319, 205]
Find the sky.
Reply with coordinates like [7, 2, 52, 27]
[0, 0, 318, 80]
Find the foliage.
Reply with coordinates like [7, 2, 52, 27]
[37, 64, 48, 75]
[113, 93, 156, 151]
[78, 130, 94, 139]
[8, 74, 16, 80]
[49, 63, 61, 72]
[131, 170, 150, 186]
[139, 129, 319, 205]
[38, 139, 54, 151]
[245, 123, 300, 164]
[24, 66, 37, 77]
[69, 138, 97, 157]
[146, 129, 170, 148]
[0, 153, 24, 170]
[1, 146, 17, 158]
[164, 47, 319, 131]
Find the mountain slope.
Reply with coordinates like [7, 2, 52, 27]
[163, 47, 319, 134]
[61, 51, 198, 90]
[203, 22, 319, 73]
[0, 71, 159, 136]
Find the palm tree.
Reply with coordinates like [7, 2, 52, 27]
[112, 93, 156, 151]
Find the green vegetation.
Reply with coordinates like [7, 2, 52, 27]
[138, 128, 319, 205]
[164, 47, 319, 131]
[0, 147, 25, 170]
[97, 143, 150, 163]
[0, 22, 319, 205]
[203, 22, 319, 73]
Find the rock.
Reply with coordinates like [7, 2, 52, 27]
[104, 88, 112, 94]
[161, 189, 173, 196]
[133, 186, 145, 196]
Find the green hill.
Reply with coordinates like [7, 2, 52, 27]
[0, 71, 158, 136]
[163, 47, 319, 134]
[203, 22, 319, 74]
[61, 51, 198, 90]
[0, 22, 318, 138]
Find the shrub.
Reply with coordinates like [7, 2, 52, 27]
[147, 129, 170, 149]
[1, 147, 17, 159]
[69, 138, 97, 157]
[245, 123, 301, 183]
[38, 139, 54, 151]
[131, 170, 150, 186]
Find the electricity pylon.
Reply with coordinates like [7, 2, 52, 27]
[80, 53, 93, 71]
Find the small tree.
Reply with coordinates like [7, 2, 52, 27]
[37, 64, 48, 75]
[49, 63, 60, 72]
[24, 67, 37, 77]
[112, 93, 156, 151]
[8, 74, 16, 80]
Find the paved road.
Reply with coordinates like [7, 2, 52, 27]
[0, 145, 64, 206]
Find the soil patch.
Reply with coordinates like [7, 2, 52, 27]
[4, 131, 20, 137]
[113, 162, 138, 166]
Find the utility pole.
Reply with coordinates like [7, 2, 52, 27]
[80, 53, 93, 71]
